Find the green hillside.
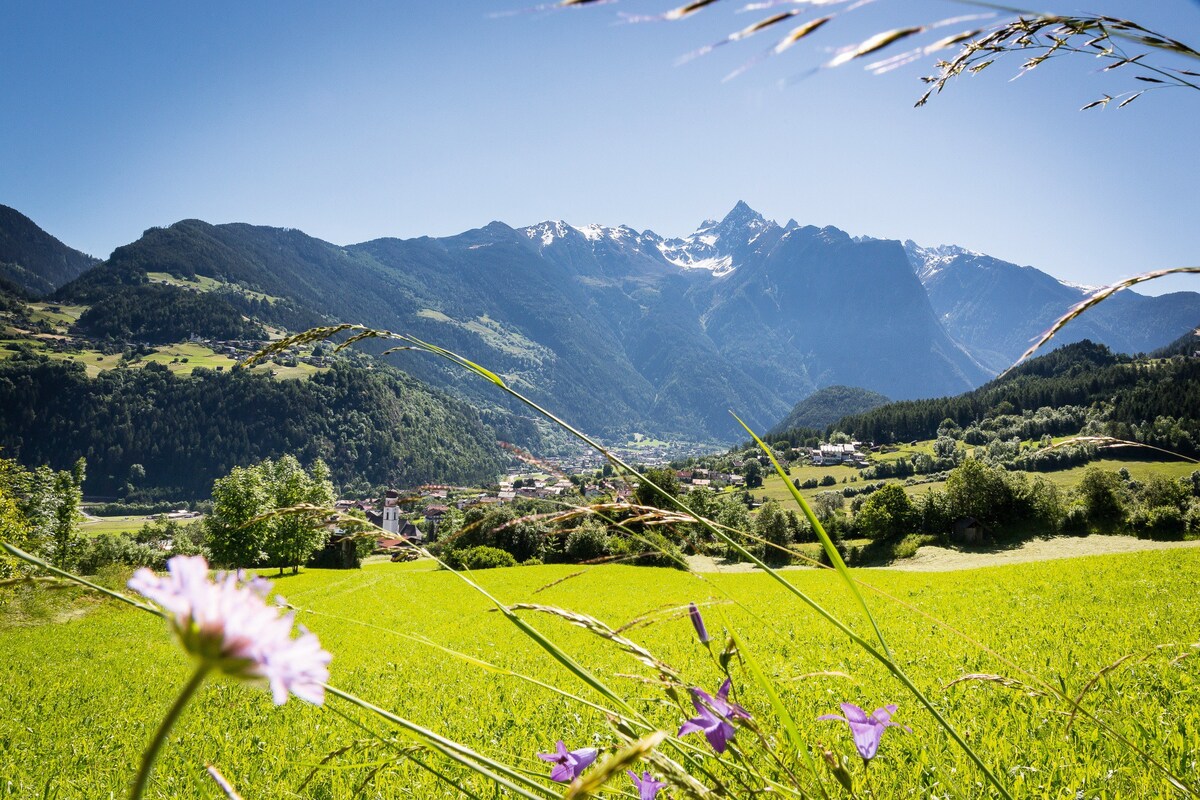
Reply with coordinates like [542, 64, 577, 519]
[770, 385, 890, 434]
[824, 341, 1200, 455]
[0, 357, 507, 499]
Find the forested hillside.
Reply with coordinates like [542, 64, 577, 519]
[0, 205, 98, 295]
[829, 341, 1200, 453]
[73, 284, 266, 343]
[770, 385, 890, 433]
[0, 357, 508, 498]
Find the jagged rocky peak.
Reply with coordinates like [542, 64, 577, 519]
[522, 219, 584, 247]
[657, 201, 779, 277]
[904, 240, 983, 281]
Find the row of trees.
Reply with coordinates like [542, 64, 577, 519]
[0, 456, 86, 578]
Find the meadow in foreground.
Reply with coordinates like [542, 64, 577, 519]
[2, 548, 1198, 798]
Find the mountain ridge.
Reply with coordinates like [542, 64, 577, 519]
[12, 201, 1200, 443]
[0, 204, 99, 295]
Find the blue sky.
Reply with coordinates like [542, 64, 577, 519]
[1, 1, 1197, 293]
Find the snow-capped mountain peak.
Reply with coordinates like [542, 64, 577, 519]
[657, 201, 776, 277]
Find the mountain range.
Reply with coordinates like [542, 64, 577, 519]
[4, 201, 1197, 443]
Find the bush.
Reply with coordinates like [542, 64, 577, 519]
[75, 533, 165, 575]
[1131, 506, 1187, 541]
[892, 533, 935, 560]
[447, 546, 517, 570]
[608, 530, 686, 569]
[564, 523, 611, 563]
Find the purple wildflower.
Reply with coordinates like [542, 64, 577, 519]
[688, 602, 710, 644]
[128, 555, 331, 705]
[678, 677, 751, 754]
[627, 770, 667, 799]
[537, 740, 598, 783]
[818, 703, 910, 761]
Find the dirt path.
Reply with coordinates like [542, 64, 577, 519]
[687, 536, 1200, 574]
[886, 535, 1200, 572]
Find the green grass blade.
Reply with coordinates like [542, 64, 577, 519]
[728, 627, 830, 800]
[731, 412, 892, 659]
[326, 685, 559, 800]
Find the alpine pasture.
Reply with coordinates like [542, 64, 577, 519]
[2, 549, 1198, 798]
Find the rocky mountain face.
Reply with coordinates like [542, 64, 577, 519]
[906, 242, 1200, 373]
[31, 202, 1200, 442]
[0, 205, 98, 295]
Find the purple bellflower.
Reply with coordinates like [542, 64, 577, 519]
[627, 770, 667, 799]
[688, 602, 710, 644]
[537, 740, 598, 783]
[818, 703, 911, 762]
[678, 677, 751, 754]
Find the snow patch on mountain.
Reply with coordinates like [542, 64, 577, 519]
[904, 241, 984, 282]
[523, 220, 577, 248]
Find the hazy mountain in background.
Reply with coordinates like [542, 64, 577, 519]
[906, 242, 1200, 373]
[769, 385, 891, 434]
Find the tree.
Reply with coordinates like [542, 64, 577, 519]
[754, 500, 793, 565]
[206, 465, 273, 568]
[943, 459, 1012, 531]
[1140, 474, 1190, 513]
[856, 484, 915, 542]
[262, 456, 335, 574]
[1075, 467, 1128, 531]
[205, 456, 335, 572]
[811, 490, 844, 523]
[634, 468, 681, 509]
[50, 458, 86, 569]
[742, 459, 763, 489]
[0, 463, 33, 580]
[714, 495, 756, 561]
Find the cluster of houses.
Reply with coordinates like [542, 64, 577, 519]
[674, 468, 745, 489]
[143, 509, 202, 521]
[806, 442, 870, 468]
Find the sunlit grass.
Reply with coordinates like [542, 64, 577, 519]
[3, 550, 1199, 797]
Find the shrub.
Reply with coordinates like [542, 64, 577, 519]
[447, 546, 517, 570]
[1131, 506, 1187, 541]
[75, 533, 164, 575]
[608, 530, 686, 569]
[564, 522, 611, 563]
[892, 533, 936, 560]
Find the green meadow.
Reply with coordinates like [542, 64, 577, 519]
[3, 549, 1198, 798]
[753, 457, 1198, 505]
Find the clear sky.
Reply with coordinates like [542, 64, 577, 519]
[1, 1, 1197, 293]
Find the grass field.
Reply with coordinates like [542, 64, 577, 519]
[26, 302, 88, 331]
[146, 271, 282, 303]
[0, 337, 324, 380]
[79, 515, 153, 537]
[752, 457, 1198, 507]
[2, 549, 1198, 798]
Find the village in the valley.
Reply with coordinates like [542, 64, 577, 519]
[336, 438, 873, 553]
